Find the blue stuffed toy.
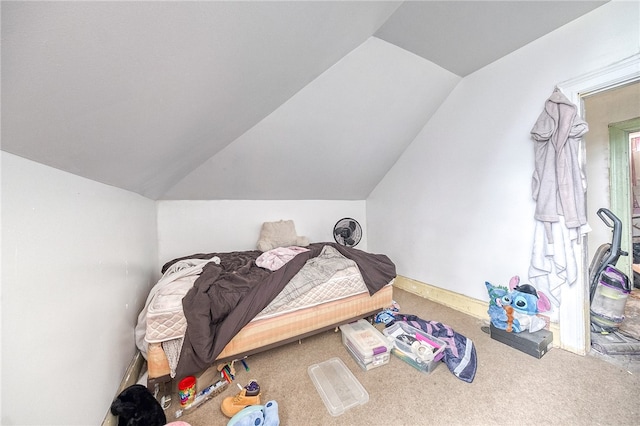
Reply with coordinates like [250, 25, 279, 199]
[485, 276, 551, 333]
[227, 400, 279, 426]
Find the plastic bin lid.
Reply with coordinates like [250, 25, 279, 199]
[339, 319, 391, 357]
[308, 357, 369, 416]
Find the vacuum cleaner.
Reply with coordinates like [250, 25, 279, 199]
[589, 208, 631, 331]
[589, 208, 640, 355]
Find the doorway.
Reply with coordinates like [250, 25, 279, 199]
[609, 120, 640, 339]
[583, 82, 640, 341]
[556, 54, 640, 355]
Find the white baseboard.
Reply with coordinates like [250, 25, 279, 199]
[394, 275, 560, 347]
[101, 351, 146, 426]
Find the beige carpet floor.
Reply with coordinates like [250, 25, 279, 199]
[167, 288, 640, 426]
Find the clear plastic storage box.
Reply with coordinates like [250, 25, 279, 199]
[308, 357, 369, 416]
[339, 319, 391, 371]
[382, 322, 446, 374]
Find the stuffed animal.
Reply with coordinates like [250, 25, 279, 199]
[110, 384, 167, 426]
[486, 281, 511, 329]
[227, 400, 280, 426]
[485, 276, 551, 333]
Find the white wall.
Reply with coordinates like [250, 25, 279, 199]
[157, 200, 366, 268]
[368, 1, 640, 302]
[1, 153, 158, 425]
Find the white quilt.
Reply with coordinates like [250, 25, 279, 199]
[135, 257, 220, 357]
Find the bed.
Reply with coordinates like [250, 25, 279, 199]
[134, 241, 396, 390]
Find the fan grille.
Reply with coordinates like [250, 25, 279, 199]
[333, 218, 362, 247]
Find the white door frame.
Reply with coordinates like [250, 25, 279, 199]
[556, 53, 640, 355]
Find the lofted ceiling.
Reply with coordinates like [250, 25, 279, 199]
[1, 1, 607, 200]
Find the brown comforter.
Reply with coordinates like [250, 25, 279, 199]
[167, 242, 396, 378]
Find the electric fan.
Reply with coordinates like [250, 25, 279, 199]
[333, 218, 362, 247]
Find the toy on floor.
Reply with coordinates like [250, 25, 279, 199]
[174, 379, 229, 419]
[110, 384, 166, 426]
[218, 361, 237, 383]
[485, 276, 551, 333]
[221, 380, 262, 418]
[227, 400, 280, 426]
[375, 309, 396, 324]
[375, 300, 401, 324]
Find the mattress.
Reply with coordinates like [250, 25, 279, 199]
[145, 275, 196, 343]
[216, 282, 394, 361]
[141, 257, 220, 346]
[254, 264, 368, 320]
[145, 250, 368, 344]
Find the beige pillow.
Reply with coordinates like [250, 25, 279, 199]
[256, 220, 309, 252]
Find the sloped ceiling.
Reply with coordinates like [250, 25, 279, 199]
[1, 1, 607, 200]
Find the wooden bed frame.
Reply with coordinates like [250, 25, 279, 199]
[217, 283, 393, 361]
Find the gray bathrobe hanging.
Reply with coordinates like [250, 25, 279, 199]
[528, 89, 589, 306]
[530, 88, 589, 240]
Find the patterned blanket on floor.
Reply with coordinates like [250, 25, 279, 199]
[387, 313, 477, 383]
